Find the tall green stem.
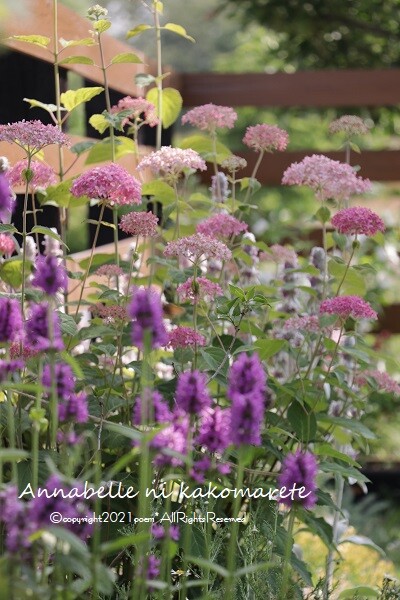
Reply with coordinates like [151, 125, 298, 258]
[279, 509, 296, 600]
[153, 2, 163, 151]
[226, 448, 245, 599]
[324, 473, 345, 599]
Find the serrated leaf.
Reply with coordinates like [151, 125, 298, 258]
[287, 400, 317, 442]
[126, 24, 153, 39]
[163, 23, 195, 42]
[23, 98, 60, 114]
[31, 226, 69, 249]
[10, 35, 50, 49]
[85, 136, 136, 164]
[111, 52, 143, 65]
[89, 113, 109, 135]
[179, 134, 231, 164]
[59, 56, 95, 65]
[58, 313, 78, 338]
[59, 37, 96, 48]
[146, 87, 182, 129]
[60, 87, 103, 112]
[93, 19, 111, 33]
[142, 180, 175, 204]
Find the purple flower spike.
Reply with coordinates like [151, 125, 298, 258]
[32, 255, 68, 296]
[175, 370, 212, 414]
[278, 450, 318, 509]
[197, 406, 231, 453]
[0, 298, 23, 343]
[58, 392, 89, 423]
[129, 288, 168, 350]
[0, 173, 15, 223]
[25, 302, 64, 352]
[42, 362, 75, 400]
[133, 389, 172, 426]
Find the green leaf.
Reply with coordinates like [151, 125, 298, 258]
[199, 347, 226, 372]
[70, 140, 96, 156]
[186, 556, 228, 578]
[179, 134, 231, 164]
[60, 87, 103, 112]
[59, 351, 83, 379]
[59, 56, 95, 65]
[36, 179, 87, 210]
[317, 414, 376, 439]
[315, 206, 331, 224]
[287, 400, 317, 442]
[103, 421, 142, 442]
[0, 259, 31, 288]
[338, 586, 378, 599]
[85, 136, 136, 164]
[31, 226, 69, 249]
[254, 339, 286, 360]
[163, 22, 195, 42]
[142, 181, 175, 204]
[111, 52, 143, 65]
[89, 113, 110, 135]
[146, 87, 182, 129]
[135, 73, 156, 87]
[340, 534, 385, 556]
[58, 313, 78, 338]
[328, 259, 366, 296]
[0, 224, 17, 234]
[23, 98, 60, 114]
[93, 19, 111, 33]
[319, 461, 370, 484]
[314, 444, 360, 466]
[126, 24, 153, 39]
[10, 35, 50, 49]
[59, 37, 96, 48]
[0, 449, 28, 462]
[100, 532, 148, 556]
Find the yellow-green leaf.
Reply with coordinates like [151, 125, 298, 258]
[23, 98, 61, 114]
[111, 52, 143, 65]
[59, 37, 96, 48]
[60, 87, 103, 112]
[59, 56, 95, 66]
[10, 35, 50, 49]
[163, 23, 195, 42]
[31, 226, 69, 249]
[93, 19, 111, 33]
[85, 136, 136, 165]
[89, 113, 110, 135]
[179, 134, 231, 164]
[146, 87, 182, 129]
[126, 24, 153, 39]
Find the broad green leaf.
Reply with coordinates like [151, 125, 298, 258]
[85, 136, 136, 164]
[0, 259, 31, 288]
[287, 400, 317, 442]
[340, 534, 385, 556]
[60, 87, 103, 112]
[317, 414, 375, 439]
[31, 226, 69, 249]
[338, 586, 378, 599]
[142, 180, 175, 204]
[89, 113, 109, 135]
[135, 73, 156, 87]
[0, 224, 18, 234]
[59, 37, 96, 48]
[163, 22, 195, 42]
[70, 140, 96, 156]
[179, 134, 231, 164]
[23, 98, 60, 114]
[36, 179, 81, 209]
[59, 56, 95, 65]
[254, 338, 286, 360]
[328, 259, 366, 296]
[10, 35, 50, 49]
[58, 313, 78, 338]
[126, 24, 153, 39]
[111, 52, 143, 65]
[146, 87, 182, 129]
[319, 461, 370, 484]
[314, 444, 360, 466]
[93, 19, 111, 33]
[315, 206, 331, 224]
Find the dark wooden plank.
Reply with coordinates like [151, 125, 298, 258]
[180, 71, 400, 108]
[198, 149, 400, 185]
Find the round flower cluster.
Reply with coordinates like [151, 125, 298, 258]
[119, 211, 159, 237]
[95, 264, 124, 278]
[137, 146, 206, 182]
[0, 233, 15, 256]
[284, 315, 321, 333]
[320, 295, 377, 320]
[181, 103, 237, 132]
[164, 233, 232, 263]
[71, 164, 142, 206]
[168, 326, 206, 349]
[92, 303, 128, 323]
[7, 159, 56, 191]
[243, 124, 289, 152]
[0, 120, 69, 153]
[176, 276, 223, 304]
[282, 154, 371, 202]
[196, 214, 248, 239]
[331, 206, 385, 236]
[262, 244, 298, 265]
[329, 115, 370, 136]
[221, 155, 247, 173]
[111, 96, 159, 127]
[355, 369, 400, 395]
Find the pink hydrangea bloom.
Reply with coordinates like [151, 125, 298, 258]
[282, 154, 371, 202]
[91, 303, 128, 322]
[0, 120, 69, 153]
[355, 370, 400, 395]
[221, 155, 247, 173]
[261, 244, 298, 265]
[111, 96, 159, 127]
[164, 233, 232, 263]
[95, 265, 124, 278]
[329, 115, 370, 136]
[181, 103, 237, 132]
[137, 146, 206, 182]
[71, 164, 141, 206]
[331, 206, 385, 236]
[243, 124, 289, 152]
[320, 295, 377, 320]
[168, 326, 206, 349]
[177, 277, 223, 304]
[196, 214, 248, 239]
[7, 159, 56, 192]
[119, 211, 159, 237]
[0, 234, 15, 256]
[284, 315, 320, 333]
